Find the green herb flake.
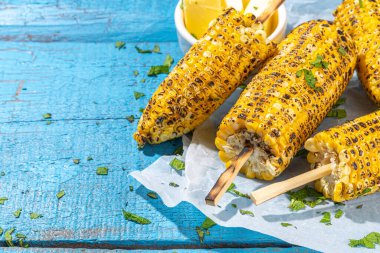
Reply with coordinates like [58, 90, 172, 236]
[253, 6, 258, 10]
[42, 113, 52, 119]
[5, 227, 15, 247]
[361, 188, 372, 195]
[152, 45, 161, 53]
[16, 233, 26, 239]
[147, 65, 170, 76]
[333, 97, 346, 108]
[289, 199, 306, 211]
[0, 227, 2, 236]
[295, 148, 308, 158]
[133, 70, 139, 77]
[191, 33, 198, 39]
[287, 186, 326, 211]
[180, 0, 184, 9]
[96, 167, 108, 175]
[56, 190, 65, 200]
[326, 109, 347, 119]
[163, 54, 174, 68]
[356, 204, 363, 209]
[335, 209, 344, 219]
[359, 0, 364, 8]
[281, 222, 293, 227]
[334, 202, 345, 206]
[73, 158, 80, 164]
[240, 209, 255, 217]
[129, 185, 134, 192]
[19, 239, 29, 248]
[0, 171, 5, 176]
[196, 226, 205, 243]
[0, 197, 8, 205]
[349, 232, 380, 249]
[122, 209, 151, 225]
[147, 192, 158, 199]
[173, 146, 184, 156]
[135, 45, 161, 54]
[46, 120, 52, 125]
[169, 158, 185, 171]
[87, 156, 93, 161]
[30, 212, 43, 219]
[139, 107, 145, 113]
[169, 182, 179, 187]
[296, 69, 319, 90]
[338, 46, 347, 56]
[115, 41, 126, 50]
[231, 203, 237, 208]
[226, 183, 250, 199]
[310, 55, 329, 69]
[201, 217, 216, 230]
[126, 115, 135, 123]
[320, 212, 332, 225]
[141, 78, 146, 83]
[134, 91, 145, 100]
[13, 209, 22, 218]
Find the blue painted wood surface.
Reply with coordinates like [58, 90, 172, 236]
[0, 0, 340, 251]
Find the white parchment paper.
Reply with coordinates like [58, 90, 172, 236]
[131, 76, 380, 253]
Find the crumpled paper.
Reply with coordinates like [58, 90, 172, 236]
[131, 76, 380, 253]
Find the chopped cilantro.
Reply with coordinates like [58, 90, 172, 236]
[147, 192, 158, 199]
[122, 209, 151, 224]
[163, 54, 174, 68]
[296, 69, 319, 91]
[147, 65, 170, 76]
[141, 78, 146, 83]
[30, 212, 43, 219]
[201, 217, 216, 230]
[338, 46, 347, 56]
[227, 183, 250, 199]
[320, 212, 332, 225]
[129, 186, 134, 192]
[5, 228, 15, 247]
[173, 146, 184, 156]
[295, 148, 308, 158]
[361, 188, 372, 195]
[359, 0, 364, 8]
[96, 167, 108, 175]
[169, 158, 185, 171]
[281, 222, 293, 227]
[196, 226, 205, 243]
[287, 186, 326, 211]
[134, 91, 145, 100]
[253, 6, 258, 10]
[139, 107, 144, 113]
[180, 0, 184, 9]
[0, 227, 2, 235]
[56, 190, 65, 200]
[310, 55, 329, 69]
[16, 233, 26, 239]
[326, 109, 346, 119]
[335, 209, 344, 219]
[73, 158, 80, 164]
[334, 202, 345, 206]
[126, 115, 135, 123]
[169, 182, 179, 187]
[87, 156, 93, 161]
[239, 209, 255, 217]
[135, 45, 161, 54]
[0, 197, 8, 205]
[13, 209, 22, 218]
[356, 204, 363, 209]
[191, 33, 198, 39]
[333, 97, 346, 108]
[231, 203, 237, 208]
[349, 232, 380, 249]
[133, 70, 139, 77]
[42, 113, 52, 119]
[46, 121, 52, 125]
[115, 41, 126, 50]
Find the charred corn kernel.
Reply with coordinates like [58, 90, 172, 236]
[305, 111, 380, 202]
[134, 8, 275, 147]
[334, 0, 380, 104]
[216, 20, 356, 180]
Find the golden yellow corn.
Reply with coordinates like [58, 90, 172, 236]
[334, 0, 380, 104]
[305, 111, 380, 202]
[134, 8, 275, 147]
[215, 20, 356, 180]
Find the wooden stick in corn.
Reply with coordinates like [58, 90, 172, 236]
[214, 19, 356, 188]
[133, 5, 280, 147]
[334, 0, 380, 104]
[252, 111, 380, 205]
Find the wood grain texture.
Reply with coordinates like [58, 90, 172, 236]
[0, 0, 339, 251]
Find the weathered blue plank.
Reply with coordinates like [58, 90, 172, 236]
[2, 248, 316, 252]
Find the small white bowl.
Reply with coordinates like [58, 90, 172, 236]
[174, 2, 287, 53]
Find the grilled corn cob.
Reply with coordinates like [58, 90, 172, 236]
[305, 111, 380, 202]
[334, 0, 380, 104]
[134, 8, 275, 147]
[215, 20, 356, 180]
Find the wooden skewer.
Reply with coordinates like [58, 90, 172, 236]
[251, 165, 333, 205]
[205, 146, 254, 206]
[257, 0, 285, 23]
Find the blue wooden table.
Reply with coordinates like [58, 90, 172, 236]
[0, 0, 340, 251]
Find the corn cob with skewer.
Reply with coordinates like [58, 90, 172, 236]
[334, 0, 380, 104]
[134, 8, 275, 147]
[305, 111, 380, 202]
[215, 20, 356, 180]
